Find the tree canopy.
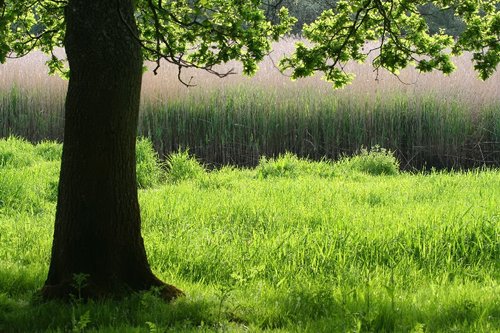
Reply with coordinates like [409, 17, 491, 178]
[1, 0, 499, 87]
[264, 1, 469, 36]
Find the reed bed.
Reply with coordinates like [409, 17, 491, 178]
[0, 39, 499, 169]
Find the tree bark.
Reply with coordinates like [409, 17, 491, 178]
[41, 0, 182, 301]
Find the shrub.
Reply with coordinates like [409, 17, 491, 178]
[165, 148, 205, 183]
[337, 146, 400, 176]
[136, 138, 164, 188]
[256, 152, 302, 178]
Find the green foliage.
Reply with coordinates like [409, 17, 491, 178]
[254, 154, 334, 179]
[266, 1, 468, 36]
[0, 0, 66, 74]
[0, 136, 38, 168]
[264, 0, 332, 34]
[1, 1, 498, 87]
[0, 138, 60, 213]
[0, 162, 59, 214]
[0, 137, 165, 199]
[255, 146, 400, 179]
[71, 310, 91, 333]
[1, 0, 296, 80]
[34, 140, 62, 161]
[196, 166, 241, 190]
[256, 152, 302, 178]
[1, 149, 499, 331]
[338, 146, 400, 175]
[165, 148, 205, 183]
[135, 1, 296, 77]
[280, 0, 499, 87]
[136, 137, 164, 189]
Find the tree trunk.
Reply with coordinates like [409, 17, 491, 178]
[41, 0, 182, 301]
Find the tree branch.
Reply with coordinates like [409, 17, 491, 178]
[117, 0, 237, 87]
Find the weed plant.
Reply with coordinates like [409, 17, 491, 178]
[337, 146, 400, 176]
[165, 148, 206, 183]
[136, 137, 164, 189]
[0, 137, 498, 332]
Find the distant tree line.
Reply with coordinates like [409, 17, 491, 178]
[263, 1, 466, 36]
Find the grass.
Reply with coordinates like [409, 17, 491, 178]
[0, 137, 499, 332]
[1, 40, 499, 169]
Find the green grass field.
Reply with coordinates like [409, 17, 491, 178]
[0, 137, 498, 332]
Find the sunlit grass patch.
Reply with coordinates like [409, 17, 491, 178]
[165, 148, 206, 183]
[136, 137, 164, 189]
[0, 136, 498, 332]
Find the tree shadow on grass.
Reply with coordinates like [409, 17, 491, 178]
[0, 289, 217, 332]
[1, 265, 498, 332]
[0, 263, 46, 296]
[0, 266, 218, 332]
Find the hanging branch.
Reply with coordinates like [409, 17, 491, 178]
[117, 0, 243, 87]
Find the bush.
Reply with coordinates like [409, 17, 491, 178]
[256, 152, 301, 179]
[337, 146, 400, 176]
[136, 138, 164, 188]
[165, 148, 205, 183]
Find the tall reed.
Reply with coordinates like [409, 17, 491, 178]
[0, 39, 498, 169]
[139, 86, 499, 169]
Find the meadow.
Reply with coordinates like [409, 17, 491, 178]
[0, 137, 499, 332]
[1, 39, 499, 170]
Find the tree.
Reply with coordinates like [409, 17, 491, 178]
[264, 0, 335, 34]
[264, 1, 471, 36]
[0, 0, 498, 301]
